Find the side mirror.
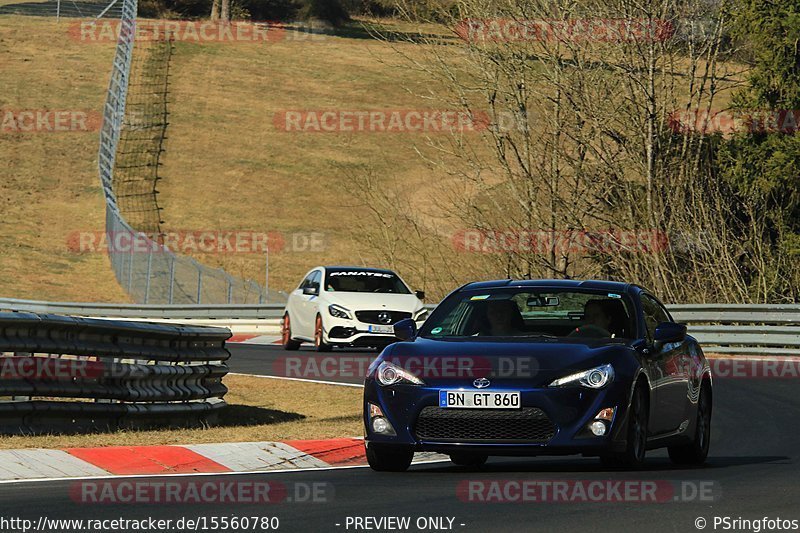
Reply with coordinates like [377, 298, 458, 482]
[415, 290, 426, 300]
[393, 318, 417, 341]
[653, 322, 687, 349]
[303, 286, 319, 296]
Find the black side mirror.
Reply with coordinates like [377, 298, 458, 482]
[394, 318, 417, 341]
[303, 286, 319, 296]
[653, 322, 687, 349]
[415, 290, 425, 300]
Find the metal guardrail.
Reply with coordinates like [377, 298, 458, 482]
[669, 304, 800, 356]
[0, 312, 231, 434]
[0, 298, 287, 319]
[0, 299, 796, 356]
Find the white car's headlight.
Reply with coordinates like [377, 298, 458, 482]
[376, 361, 424, 386]
[328, 304, 352, 320]
[549, 364, 614, 389]
[414, 309, 428, 321]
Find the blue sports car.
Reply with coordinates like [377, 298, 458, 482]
[363, 279, 712, 471]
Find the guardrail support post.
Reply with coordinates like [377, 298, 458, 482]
[168, 256, 175, 304]
[144, 253, 153, 303]
[127, 239, 134, 292]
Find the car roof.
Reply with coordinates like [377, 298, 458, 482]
[459, 279, 640, 295]
[322, 266, 396, 274]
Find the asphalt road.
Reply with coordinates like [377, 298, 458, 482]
[1, 347, 797, 533]
[226, 343, 375, 385]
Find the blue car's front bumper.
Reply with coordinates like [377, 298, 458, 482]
[363, 378, 635, 456]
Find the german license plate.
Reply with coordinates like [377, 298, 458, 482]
[439, 390, 521, 409]
[368, 325, 394, 334]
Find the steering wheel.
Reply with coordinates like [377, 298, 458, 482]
[568, 324, 612, 338]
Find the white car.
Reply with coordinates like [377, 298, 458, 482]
[281, 266, 428, 351]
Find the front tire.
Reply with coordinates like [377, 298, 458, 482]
[281, 314, 301, 351]
[366, 444, 413, 472]
[314, 315, 333, 352]
[668, 380, 711, 466]
[601, 383, 648, 469]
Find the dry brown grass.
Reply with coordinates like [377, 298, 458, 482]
[0, 16, 130, 302]
[0, 374, 363, 449]
[0, 15, 463, 301]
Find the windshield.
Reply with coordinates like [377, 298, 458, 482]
[324, 269, 411, 294]
[420, 288, 635, 340]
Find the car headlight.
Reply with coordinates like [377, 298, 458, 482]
[328, 304, 352, 320]
[376, 361, 425, 386]
[414, 309, 428, 321]
[549, 364, 614, 389]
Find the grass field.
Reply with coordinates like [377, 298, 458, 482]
[0, 14, 742, 303]
[0, 14, 468, 302]
[0, 375, 362, 449]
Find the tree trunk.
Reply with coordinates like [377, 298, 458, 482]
[220, 0, 230, 22]
[210, 0, 220, 20]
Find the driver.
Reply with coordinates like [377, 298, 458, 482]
[583, 300, 612, 331]
[568, 300, 613, 338]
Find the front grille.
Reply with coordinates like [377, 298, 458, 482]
[414, 407, 556, 443]
[355, 310, 412, 325]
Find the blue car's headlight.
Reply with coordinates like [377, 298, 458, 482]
[376, 361, 425, 386]
[328, 304, 352, 320]
[549, 364, 614, 389]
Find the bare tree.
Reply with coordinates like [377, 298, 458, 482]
[352, 0, 764, 302]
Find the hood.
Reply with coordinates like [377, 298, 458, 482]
[320, 291, 422, 312]
[378, 337, 635, 387]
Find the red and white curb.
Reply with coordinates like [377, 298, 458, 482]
[0, 439, 446, 482]
[228, 334, 282, 345]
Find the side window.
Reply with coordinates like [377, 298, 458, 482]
[641, 294, 670, 340]
[298, 272, 315, 290]
[309, 270, 321, 293]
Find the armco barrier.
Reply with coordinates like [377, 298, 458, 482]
[0, 299, 796, 356]
[669, 304, 800, 356]
[0, 312, 231, 434]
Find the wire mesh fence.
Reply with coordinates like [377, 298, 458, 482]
[0, 0, 122, 19]
[97, 0, 283, 304]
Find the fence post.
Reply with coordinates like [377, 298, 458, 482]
[168, 256, 175, 304]
[196, 269, 202, 304]
[127, 236, 134, 292]
[144, 252, 153, 303]
[227, 280, 233, 304]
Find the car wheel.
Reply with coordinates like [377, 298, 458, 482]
[281, 314, 301, 351]
[449, 453, 488, 467]
[314, 315, 332, 352]
[668, 380, 711, 466]
[601, 383, 648, 469]
[366, 444, 414, 472]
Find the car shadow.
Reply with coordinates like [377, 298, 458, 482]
[412, 455, 791, 474]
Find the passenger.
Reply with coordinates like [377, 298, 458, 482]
[485, 300, 525, 336]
